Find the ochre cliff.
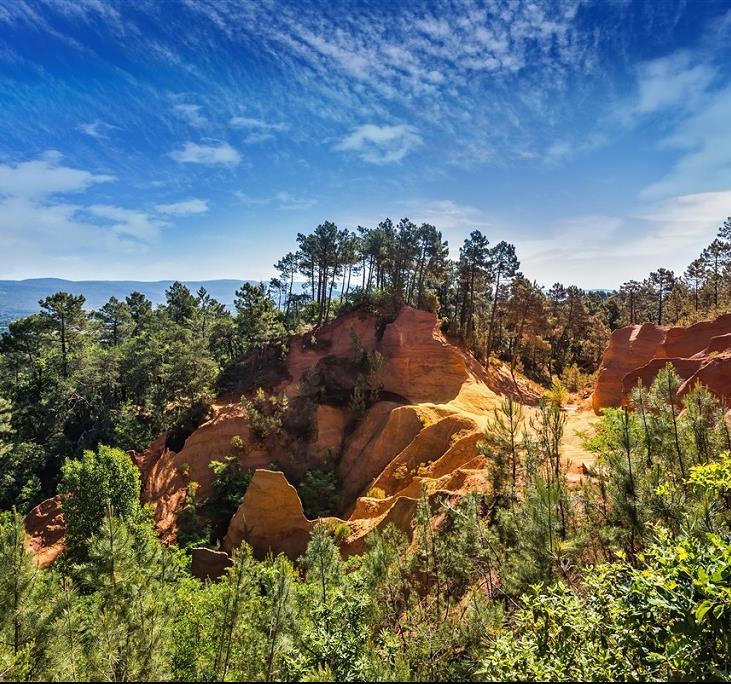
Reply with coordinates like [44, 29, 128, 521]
[24, 496, 66, 568]
[140, 305, 511, 558]
[24, 304, 594, 570]
[592, 313, 731, 413]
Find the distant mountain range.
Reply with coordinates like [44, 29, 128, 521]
[0, 278, 258, 331]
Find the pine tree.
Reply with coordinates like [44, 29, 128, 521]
[647, 268, 675, 325]
[0, 510, 59, 679]
[485, 240, 519, 365]
[38, 291, 86, 378]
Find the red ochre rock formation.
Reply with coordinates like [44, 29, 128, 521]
[24, 304, 602, 570]
[592, 313, 731, 413]
[223, 469, 315, 559]
[24, 496, 66, 567]
[27, 305, 550, 569]
[191, 546, 233, 580]
[133, 305, 509, 549]
[378, 305, 470, 404]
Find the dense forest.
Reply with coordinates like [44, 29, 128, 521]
[1, 216, 731, 680]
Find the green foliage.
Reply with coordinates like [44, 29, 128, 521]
[690, 451, 731, 494]
[204, 456, 253, 538]
[242, 388, 288, 441]
[481, 394, 525, 501]
[0, 441, 47, 513]
[480, 530, 731, 681]
[302, 523, 342, 604]
[176, 484, 212, 551]
[0, 510, 60, 680]
[297, 468, 340, 519]
[234, 282, 287, 357]
[177, 451, 253, 549]
[0, 285, 236, 508]
[4, 218, 731, 680]
[366, 486, 386, 499]
[111, 401, 160, 452]
[58, 445, 142, 557]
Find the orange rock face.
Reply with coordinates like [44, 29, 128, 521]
[136, 304, 554, 563]
[314, 405, 348, 454]
[592, 323, 667, 412]
[379, 306, 470, 403]
[223, 469, 315, 559]
[191, 546, 233, 580]
[144, 404, 266, 543]
[24, 496, 66, 567]
[338, 403, 424, 505]
[592, 313, 731, 413]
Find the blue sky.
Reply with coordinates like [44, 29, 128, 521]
[1, 0, 731, 288]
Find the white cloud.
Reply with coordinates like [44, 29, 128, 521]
[230, 117, 287, 144]
[0, 195, 165, 278]
[641, 85, 731, 198]
[0, 151, 114, 198]
[272, 191, 317, 210]
[544, 140, 573, 162]
[229, 116, 287, 131]
[242, 132, 275, 144]
[235, 190, 316, 210]
[402, 199, 488, 233]
[78, 120, 117, 139]
[154, 198, 209, 215]
[516, 193, 731, 287]
[633, 52, 716, 116]
[611, 48, 731, 199]
[335, 123, 422, 163]
[169, 141, 241, 166]
[173, 103, 208, 127]
[88, 204, 168, 242]
[335, 199, 490, 254]
[634, 191, 731, 247]
[0, 154, 174, 277]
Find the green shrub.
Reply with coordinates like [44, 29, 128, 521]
[298, 468, 340, 518]
[242, 388, 288, 440]
[58, 445, 142, 557]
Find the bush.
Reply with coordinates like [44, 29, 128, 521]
[203, 456, 253, 540]
[112, 402, 160, 452]
[242, 388, 288, 440]
[480, 530, 731, 681]
[0, 442, 47, 514]
[366, 486, 386, 499]
[58, 445, 142, 557]
[298, 468, 340, 518]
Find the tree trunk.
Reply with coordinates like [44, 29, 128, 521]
[485, 271, 501, 367]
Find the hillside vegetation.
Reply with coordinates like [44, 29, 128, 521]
[1, 216, 731, 680]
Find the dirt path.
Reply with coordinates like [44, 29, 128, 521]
[562, 402, 599, 473]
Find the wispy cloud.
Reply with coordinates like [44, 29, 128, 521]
[335, 123, 422, 163]
[179, 0, 605, 165]
[0, 153, 178, 277]
[518, 192, 731, 287]
[631, 52, 716, 118]
[641, 85, 731, 198]
[173, 103, 208, 127]
[88, 204, 167, 242]
[169, 141, 241, 166]
[0, 150, 114, 197]
[154, 198, 209, 215]
[230, 116, 288, 144]
[236, 190, 316, 210]
[77, 120, 118, 139]
[229, 116, 287, 131]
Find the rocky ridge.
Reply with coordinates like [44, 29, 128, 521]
[592, 313, 731, 413]
[25, 304, 591, 572]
